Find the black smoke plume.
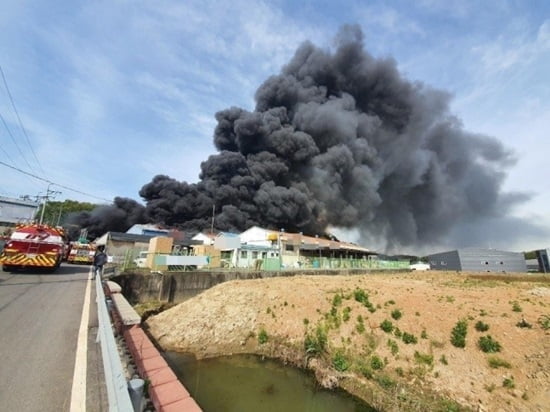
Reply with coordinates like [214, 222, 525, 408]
[65, 197, 146, 240]
[82, 25, 540, 251]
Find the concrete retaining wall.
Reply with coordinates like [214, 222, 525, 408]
[112, 268, 409, 305]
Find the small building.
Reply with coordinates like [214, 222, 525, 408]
[239, 226, 375, 269]
[192, 231, 217, 246]
[427, 248, 527, 273]
[94, 232, 157, 264]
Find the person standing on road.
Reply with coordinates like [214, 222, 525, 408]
[92, 247, 108, 279]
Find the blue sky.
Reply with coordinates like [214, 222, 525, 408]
[1, 1, 548, 251]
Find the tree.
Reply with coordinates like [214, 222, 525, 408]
[35, 200, 96, 227]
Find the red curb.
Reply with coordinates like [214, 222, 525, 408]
[150, 381, 190, 408]
[134, 346, 159, 360]
[145, 367, 179, 387]
[137, 354, 168, 377]
[108, 290, 202, 410]
[159, 397, 202, 412]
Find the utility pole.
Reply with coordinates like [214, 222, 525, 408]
[39, 183, 61, 225]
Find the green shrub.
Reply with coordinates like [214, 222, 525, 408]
[402, 332, 418, 344]
[450, 319, 468, 348]
[332, 294, 342, 307]
[511, 301, 522, 312]
[370, 355, 384, 370]
[342, 306, 351, 322]
[475, 321, 489, 332]
[488, 356, 511, 369]
[375, 374, 396, 389]
[539, 315, 550, 330]
[332, 350, 350, 372]
[414, 351, 433, 366]
[356, 315, 365, 333]
[387, 339, 399, 356]
[478, 335, 502, 353]
[380, 319, 394, 333]
[304, 324, 327, 356]
[354, 288, 369, 304]
[394, 327, 402, 338]
[358, 363, 373, 379]
[421, 330, 428, 339]
[391, 309, 403, 320]
[439, 354, 448, 365]
[258, 328, 268, 344]
[503, 377, 515, 388]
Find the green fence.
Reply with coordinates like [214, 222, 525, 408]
[116, 248, 410, 272]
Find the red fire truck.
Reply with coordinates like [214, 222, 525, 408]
[0, 223, 67, 272]
[67, 241, 96, 264]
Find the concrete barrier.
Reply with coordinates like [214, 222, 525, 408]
[112, 268, 407, 305]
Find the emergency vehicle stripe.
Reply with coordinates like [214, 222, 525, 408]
[0, 253, 57, 267]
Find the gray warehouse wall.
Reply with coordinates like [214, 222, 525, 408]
[428, 248, 526, 273]
[428, 250, 461, 271]
[458, 248, 526, 273]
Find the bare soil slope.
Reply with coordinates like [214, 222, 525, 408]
[146, 272, 550, 411]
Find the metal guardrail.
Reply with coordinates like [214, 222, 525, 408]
[95, 274, 135, 411]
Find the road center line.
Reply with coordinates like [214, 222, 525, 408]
[69, 270, 93, 411]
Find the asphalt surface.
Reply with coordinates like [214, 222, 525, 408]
[0, 264, 107, 411]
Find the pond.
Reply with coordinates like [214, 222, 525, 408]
[164, 352, 376, 412]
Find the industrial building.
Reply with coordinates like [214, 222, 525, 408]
[427, 248, 527, 273]
[0, 196, 39, 226]
[535, 249, 550, 273]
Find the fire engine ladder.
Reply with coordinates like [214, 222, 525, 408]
[27, 244, 40, 254]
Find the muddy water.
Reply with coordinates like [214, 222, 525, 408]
[164, 352, 375, 412]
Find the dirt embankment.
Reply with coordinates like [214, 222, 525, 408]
[145, 272, 550, 411]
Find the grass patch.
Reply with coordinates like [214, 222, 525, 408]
[387, 339, 399, 356]
[374, 374, 396, 390]
[511, 301, 522, 312]
[414, 351, 433, 366]
[503, 377, 515, 389]
[538, 314, 550, 330]
[342, 306, 351, 322]
[356, 315, 365, 334]
[488, 356, 511, 369]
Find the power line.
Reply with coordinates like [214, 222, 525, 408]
[0, 118, 43, 191]
[0, 111, 35, 172]
[0, 64, 44, 174]
[0, 160, 112, 203]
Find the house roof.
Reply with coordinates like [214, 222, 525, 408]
[251, 227, 373, 253]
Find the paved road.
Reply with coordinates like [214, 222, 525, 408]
[0, 264, 107, 411]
